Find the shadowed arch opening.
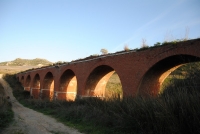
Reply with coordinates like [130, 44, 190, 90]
[42, 72, 54, 100]
[32, 74, 40, 98]
[57, 69, 77, 101]
[25, 75, 31, 91]
[138, 54, 200, 97]
[21, 76, 24, 86]
[85, 65, 123, 98]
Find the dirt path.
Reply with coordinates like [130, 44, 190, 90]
[0, 74, 83, 134]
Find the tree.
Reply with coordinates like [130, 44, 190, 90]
[100, 49, 108, 54]
[124, 44, 130, 51]
[141, 38, 148, 48]
[154, 42, 161, 46]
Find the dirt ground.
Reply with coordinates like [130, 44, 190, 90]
[0, 74, 83, 134]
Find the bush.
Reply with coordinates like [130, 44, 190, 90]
[0, 83, 14, 132]
[154, 42, 161, 46]
[3, 74, 29, 100]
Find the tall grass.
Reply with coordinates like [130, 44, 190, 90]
[18, 89, 200, 134]
[3, 74, 30, 101]
[105, 73, 123, 99]
[4, 62, 200, 134]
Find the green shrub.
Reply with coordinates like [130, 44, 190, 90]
[3, 74, 29, 100]
[0, 83, 14, 132]
[154, 42, 161, 46]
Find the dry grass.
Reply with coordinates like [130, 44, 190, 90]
[0, 58, 52, 66]
[0, 66, 40, 74]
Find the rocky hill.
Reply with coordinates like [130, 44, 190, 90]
[0, 58, 52, 66]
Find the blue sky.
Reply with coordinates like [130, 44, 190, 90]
[0, 0, 200, 63]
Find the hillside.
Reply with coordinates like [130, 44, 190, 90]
[0, 58, 52, 66]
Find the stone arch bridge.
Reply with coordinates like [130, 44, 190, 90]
[16, 38, 200, 100]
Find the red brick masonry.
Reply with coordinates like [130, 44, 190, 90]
[16, 39, 200, 100]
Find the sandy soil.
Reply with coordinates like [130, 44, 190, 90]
[0, 74, 83, 134]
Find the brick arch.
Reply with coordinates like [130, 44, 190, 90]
[138, 54, 200, 97]
[24, 75, 31, 91]
[56, 69, 77, 101]
[84, 65, 122, 98]
[41, 72, 54, 100]
[31, 73, 40, 98]
[15, 39, 200, 99]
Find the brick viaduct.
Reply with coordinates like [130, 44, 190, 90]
[16, 38, 200, 101]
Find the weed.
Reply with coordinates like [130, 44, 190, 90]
[0, 83, 14, 132]
[154, 42, 161, 46]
